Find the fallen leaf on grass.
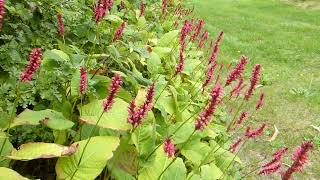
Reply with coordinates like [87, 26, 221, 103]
[268, 125, 279, 142]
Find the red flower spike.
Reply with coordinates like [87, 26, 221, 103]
[79, 67, 88, 95]
[208, 31, 224, 64]
[56, 13, 65, 37]
[282, 141, 313, 180]
[245, 123, 267, 139]
[256, 92, 265, 110]
[102, 74, 122, 112]
[127, 84, 155, 128]
[245, 64, 261, 101]
[225, 56, 248, 86]
[139, 0, 145, 17]
[195, 84, 223, 131]
[197, 30, 209, 49]
[229, 137, 243, 153]
[113, 21, 125, 42]
[20, 48, 43, 82]
[262, 147, 288, 168]
[94, 0, 113, 23]
[162, 0, 167, 17]
[202, 62, 217, 93]
[180, 20, 193, 52]
[236, 111, 248, 125]
[174, 50, 185, 76]
[229, 78, 244, 98]
[0, 0, 5, 31]
[259, 162, 281, 175]
[190, 19, 205, 42]
[163, 138, 175, 158]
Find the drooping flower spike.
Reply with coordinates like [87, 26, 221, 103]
[256, 92, 265, 110]
[202, 62, 217, 93]
[79, 67, 88, 95]
[259, 162, 281, 175]
[102, 74, 122, 112]
[56, 13, 65, 37]
[128, 84, 155, 128]
[229, 78, 244, 98]
[245, 64, 261, 101]
[113, 21, 126, 42]
[94, 0, 113, 23]
[139, 0, 145, 17]
[229, 137, 243, 153]
[198, 30, 209, 49]
[195, 84, 223, 130]
[245, 123, 267, 139]
[262, 147, 288, 169]
[163, 138, 175, 158]
[282, 141, 313, 180]
[236, 111, 248, 125]
[208, 31, 224, 64]
[225, 56, 248, 86]
[174, 50, 185, 76]
[162, 0, 167, 17]
[190, 19, 205, 42]
[20, 48, 43, 82]
[0, 0, 5, 32]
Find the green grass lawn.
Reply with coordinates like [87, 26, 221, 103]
[188, 0, 320, 179]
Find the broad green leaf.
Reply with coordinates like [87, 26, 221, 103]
[56, 136, 120, 180]
[132, 125, 155, 156]
[10, 109, 74, 130]
[181, 139, 211, 166]
[162, 158, 187, 180]
[0, 167, 29, 180]
[183, 59, 201, 76]
[158, 30, 179, 47]
[200, 163, 223, 180]
[147, 52, 162, 74]
[79, 98, 131, 131]
[169, 122, 194, 144]
[7, 143, 78, 161]
[138, 148, 186, 180]
[70, 68, 81, 96]
[43, 49, 70, 62]
[153, 47, 171, 58]
[0, 132, 13, 167]
[106, 15, 122, 23]
[154, 92, 175, 115]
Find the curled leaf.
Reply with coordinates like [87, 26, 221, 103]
[268, 125, 279, 142]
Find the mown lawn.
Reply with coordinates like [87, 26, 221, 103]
[188, 0, 320, 179]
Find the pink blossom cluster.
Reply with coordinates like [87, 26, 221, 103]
[113, 21, 125, 42]
[162, 0, 167, 17]
[20, 48, 42, 82]
[236, 111, 248, 125]
[190, 19, 204, 42]
[229, 137, 243, 153]
[163, 138, 175, 158]
[245, 64, 261, 100]
[197, 30, 209, 49]
[245, 123, 267, 139]
[94, 0, 113, 23]
[208, 31, 224, 64]
[195, 84, 223, 130]
[102, 74, 122, 112]
[56, 13, 65, 37]
[256, 92, 265, 110]
[202, 62, 217, 93]
[282, 141, 313, 180]
[79, 67, 87, 95]
[139, 0, 145, 17]
[229, 78, 245, 98]
[128, 84, 155, 128]
[259, 147, 288, 175]
[225, 56, 248, 86]
[0, 0, 5, 32]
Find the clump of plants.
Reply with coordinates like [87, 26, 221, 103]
[0, 0, 314, 179]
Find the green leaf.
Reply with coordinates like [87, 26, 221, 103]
[147, 52, 162, 74]
[162, 158, 187, 180]
[0, 167, 29, 180]
[106, 15, 122, 23]
[169, 122, 194, 144]
[158, 30, 179, 47]
[181, 139, 211, 166]
[153, 47, 172, 58]
[200, 163, 223, 180]
[7, 143, 78, 161]
[70, 68, 80, 96]
[10, 109, 74, 130]
[56, 136, 120, 180]
[0, 132, 13, 167]
[132, 125, 155, 156]
[43, 49, 70, 62]
[79, 98, 131, 131]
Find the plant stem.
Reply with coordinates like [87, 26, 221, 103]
[69, 111, 105, 180]
[227, 100, 245, 132]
